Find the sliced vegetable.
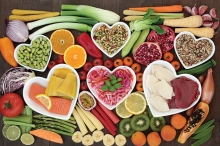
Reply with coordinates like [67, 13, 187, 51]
[121, 31, 141, 58]
[129, 5, 183, 12]
[30, 129, 63, 144]
[201, 68, 215, 104]
[61, 4, 120, 25]
[77, 32, 102, 58]
[29, 23, 92, 40]
[0, 93, 24, 117]
[177, 59, 216, 75]
[6, 20, 29, 42]
[132, 28, 150, 53]
[9, 12, 60, 22]
[0, 67, 35, 94]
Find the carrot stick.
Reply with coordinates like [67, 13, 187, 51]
[97, 101, 120, 124]
[91, 109, 116, 136]
[30, 129, 63, 144]
[94, 104, 117, 131]
[9, 12, 60, 22]
[129, 5, 183, 12]
[12, 9, 54, 15]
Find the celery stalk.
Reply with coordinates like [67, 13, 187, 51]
[20, 108, 27, 134]
[27, 16, 98, 30]
[3, 115, 32, 122]
[25, 106, 32, 133]
[29, 22, 92, 40]
[4, 121, 35, 128]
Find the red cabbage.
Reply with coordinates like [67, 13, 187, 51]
[0, 67, 35, 94]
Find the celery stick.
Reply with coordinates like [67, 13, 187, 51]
[61, 11, 84, 16]
[20, 108, 27, 134]
[4, 121, 35, 128]
[25, 106, 32, 133]
[132, 28, 150, 53]
[3, 115, 32, 122]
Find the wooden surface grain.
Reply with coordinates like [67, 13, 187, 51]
[0, 0, 219, 146]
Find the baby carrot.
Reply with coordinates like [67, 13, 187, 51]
[129, 5, 183, 12]
[9, 12, 60, 22]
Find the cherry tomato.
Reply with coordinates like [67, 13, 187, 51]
[104, 59, 114, 69]
[79, 70, 87, 81]
[83, 62, 93, 72]
[171, 60, 181, 71]
[93, 58, 103, 66]
[80, 81, 88, 91]
[136, 82, 143, 92]
[47, 60, 57, 69]
[0, 93, 24, 117]
[163, 52, 174, 62]
[131, 63, 141, 73]
[114, 59, 123, 68]
[56, 55, 64, 64]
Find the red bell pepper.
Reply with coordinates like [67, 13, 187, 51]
[77, 32, 102, 58]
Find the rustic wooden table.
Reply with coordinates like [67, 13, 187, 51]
[0, 0, 219, 146]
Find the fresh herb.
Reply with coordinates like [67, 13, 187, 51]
[101, 74, 122, 92]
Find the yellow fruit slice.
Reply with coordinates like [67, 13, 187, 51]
[124, 92, 146, 115]
[116, 101, 133, 118]
[64, 45, 87, 69]
[50, 29, 75, 55]
[36, 94, 52, 110]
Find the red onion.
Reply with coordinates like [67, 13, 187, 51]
[6, 20, 29, 42]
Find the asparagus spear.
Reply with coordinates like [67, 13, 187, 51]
[33, 114, 76, 124]
[34, 126, 73, 136]
[35, 123, 74, 133]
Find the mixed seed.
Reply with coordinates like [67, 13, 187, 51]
[175, 34, 213, 67]
[17, 36, 51, 70]
[93, 24, 128, 55]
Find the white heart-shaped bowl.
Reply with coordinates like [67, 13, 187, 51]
[78, 91, 97, 111]
[23, 64, 80, 120]
[91, 22, 131, 58]
[87, 65, 136, 110]
[143, 60, 201, 117]
[174, 31, 215, 69]
[14, 35, 52, 72]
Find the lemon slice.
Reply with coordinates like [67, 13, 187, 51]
[125, 92, 147, 115]
[116, 101, 133, 118]
[36, 94, 52, 110]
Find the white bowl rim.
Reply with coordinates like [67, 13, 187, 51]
[142, 60, 202, 117]
[23, 64, 80, 120]
[87, 65, 136, 110]
[174, 31, 215, 69]
[14, 34, 52, 72]
[91, 22, 131, 58]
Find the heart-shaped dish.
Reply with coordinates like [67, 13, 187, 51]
[14, 35, 52, 72]
[87, 65, 136, 110]
[23, 64, 80, 120]
[174, 31, 215, 69]
[91, 22, 131, 58]
[143, 60, 201, 117]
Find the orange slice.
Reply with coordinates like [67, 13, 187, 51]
[36, 94, 52, 110]
[50, 29, 75, 55]
[64, 45, 87, 69]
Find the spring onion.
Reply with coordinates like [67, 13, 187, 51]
[27, 16, 98, 30]
[29, 22, 92, 40]
[61, 4, 120, 25]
